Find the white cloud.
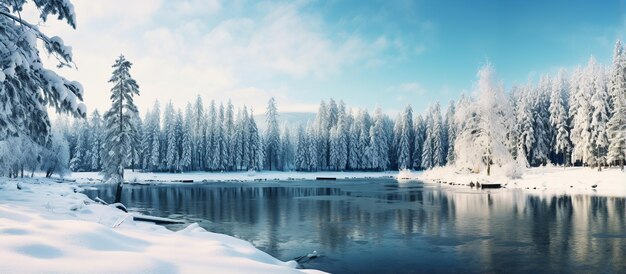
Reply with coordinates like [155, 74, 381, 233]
[29, 0, 417, 116]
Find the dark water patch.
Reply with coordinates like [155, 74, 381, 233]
[83, 179, 626, 274]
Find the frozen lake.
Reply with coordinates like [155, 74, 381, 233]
[83, 179, 626, 273]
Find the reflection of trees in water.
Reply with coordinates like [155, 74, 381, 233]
[85, 183, 626, 272]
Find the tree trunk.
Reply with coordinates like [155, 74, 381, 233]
[114, 181, 123, 204]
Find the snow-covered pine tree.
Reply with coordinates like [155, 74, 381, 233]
[412, 115, 425, 169]
[247, 110, 264, 171]
[397, 106, 413, 169]
[217, 103, 227, 171]
[531, 75, 552, 166]
[280, 126, 295, 171]
[431, 103, 445, 167]
[421, 109, 434, 169]
[370, 107, 389, 170]
[0, 0, 86, 144]
[149, 102, 161, 171]
[570, 66, 590, 165]
[192, 96, 205, 170]
[102, 55, 140, 203]
[205, 101, 217, 171]
[295, 125, 309, 171]
[516, 84, 535, 167]
[264, 97, 281, 170]
[181, 104, 194, 171]
[87, 111, 103, 171]
[589, 64, 610, 170]
[607, 40, 626, 169]
[315, 101, 330, 170]
[130, 111, 143, 172]
[164, 101, 177, 172]
[454, 63, 514, 175]
[549, 69, 572, 166]
[307, 122, 319, 171]
[391, 113, 403, 169]
[70, 119, 90, 171]
[224, 100, 235, 171]
[444, 100, 457, 165]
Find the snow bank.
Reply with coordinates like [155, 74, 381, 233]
[419, 166, 626, 197]
[68, 170, 396, 184]
[0, 178, 325, 274]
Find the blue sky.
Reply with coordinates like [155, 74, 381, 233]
[35, 0, 626, 115]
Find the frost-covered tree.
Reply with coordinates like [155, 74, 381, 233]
[421, 109, 434, 169]
[70, 119, 90, 171]
[531, 75, 552, 166]
[516, 84, 535, 167]
[264, 97, 280, 170]
[224, 100, 235, 171]
[102, 55, 140, 203]
[431, 103, 445, 167]
[280, 126, 295, 171]
[295, 125, 309, 171]
[89, 110, 104, 171]
[549, 69, 572, 166]
[455, 63, 514, 175]
[444, 100, 457, 165]
[589, 64, 610, 169]
[247, 110, 264, 171]
[180, 104, 194, 171]
[40, 128, 70, 178]
[149, 102, 161, 171]
[412, 115, 425, 169]
[164, 101, 178, 172]
[369, 107, 389, 170]
[571, 60, 599, 166]
[0, 0, 86, 144]
[192, 96, 205, 170]
[607, 40, 626, 169]
[397, 106, 413, 169]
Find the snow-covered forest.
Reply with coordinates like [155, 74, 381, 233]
[0, 2, 624, 179]
[4, 42, 624, 178]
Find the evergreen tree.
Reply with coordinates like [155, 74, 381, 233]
[102, 55, 140, 203]
[181, 104, 194, 171]
[455, 63, 514, 175]
[589, 64, 610, 169]
[280, 127, 295, 171]
[370, 107, 389, 170]
[421, 109, 434, 169]
[412, 115, 425, 169]
[431, 103, 445, 166]
[607, 40, 626, 169]
[164, 101, 178, 172]
[90, 110, 104, 171]
[295, 125, 309, 171]
[549, 69, 572, 166]
[444, 101, 457, 165]
[0, 0, 86, 144]
[264, 97, 281, 170]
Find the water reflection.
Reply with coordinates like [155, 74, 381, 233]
[83, 180, 626, 274]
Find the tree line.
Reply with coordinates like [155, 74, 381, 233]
[57, 41, 625, 175]
[0, 0, 624, 179]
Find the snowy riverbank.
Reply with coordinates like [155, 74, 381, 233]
[0, 178, 325, 274]
[68, 170, 397, 184]
[419, 166, 626, 197]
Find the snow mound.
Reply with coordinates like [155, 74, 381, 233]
[0, 179, 325, 274]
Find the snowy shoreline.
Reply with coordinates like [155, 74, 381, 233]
[68, 170, 398, 184]
[0, 178, 325, 274]
[418, 166, 626, 197]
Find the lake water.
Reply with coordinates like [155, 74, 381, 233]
[82, 179, 626, 274]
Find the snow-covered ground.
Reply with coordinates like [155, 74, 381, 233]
[68, 170, 397, 184]
[0, 178, 325, 274]
[419, 166, 626, 197]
